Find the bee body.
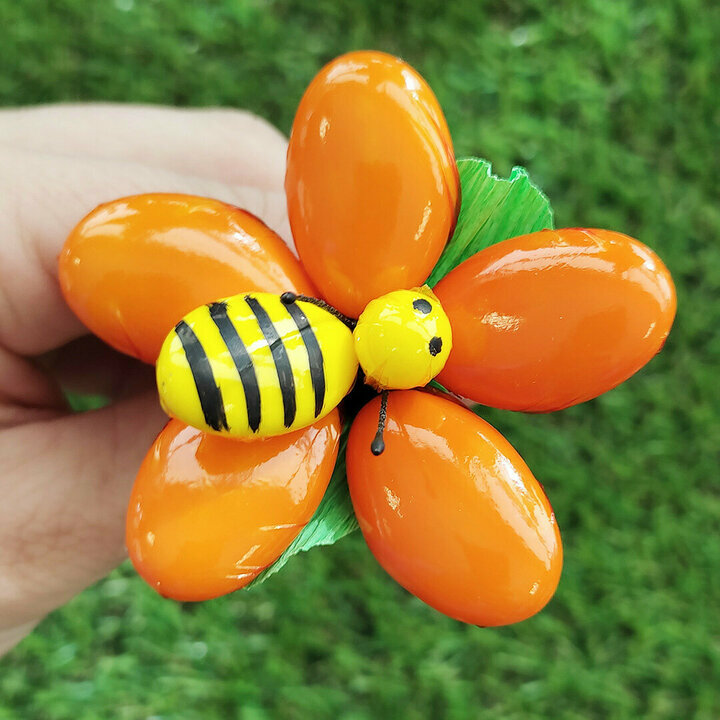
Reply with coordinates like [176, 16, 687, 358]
[157, 293, 358, 438]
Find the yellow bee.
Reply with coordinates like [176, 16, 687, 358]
[156, 287, 452, 452]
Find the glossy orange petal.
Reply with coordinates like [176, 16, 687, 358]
[286, 51, 459, 318]
[435, 228, 676, 411]
[347, 390, 562, 626]
[126, 410, 341, 601]
[59, 193, 315, 363]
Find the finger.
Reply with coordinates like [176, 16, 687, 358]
[0, 621, 37, 657]
[38, 336, 156, 400]
[0, 391, 165, 634]
[2, 335, 156, 415]
[0, 344, 66, 411]
[0, 405, 65, 430]
[0, 104, 288, 191]
[0, 147, 290, 357]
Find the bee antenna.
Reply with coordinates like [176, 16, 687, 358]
[281, 291, 357, 329]
[370, 390, 389, 456]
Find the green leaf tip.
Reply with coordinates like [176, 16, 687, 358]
[65, 392, 111, 412]
[427, 157, 554, 286]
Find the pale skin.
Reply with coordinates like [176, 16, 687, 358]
[0, 104, 291, 656]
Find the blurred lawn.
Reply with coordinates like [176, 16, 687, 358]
[1, 0, 719, 718]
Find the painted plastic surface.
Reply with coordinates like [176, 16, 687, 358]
[286, 50, 460, 318]
[353, 287, 452, 390]
[156, 293, 358, 438]
[346, 390, 562, 626]
[435, 228, 677, 412]
[126, 410, 342, 601]
[59, 194, 315, 364]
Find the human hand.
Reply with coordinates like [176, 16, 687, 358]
[0, 104, 290, 655]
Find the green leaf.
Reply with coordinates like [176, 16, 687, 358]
[250, 424, 358, 586]
[252, 157, 555, 586]
[426, 157, 554, 286]
[65, 392, 111, 412]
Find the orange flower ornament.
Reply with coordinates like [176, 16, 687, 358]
[58, 51, 676, 626]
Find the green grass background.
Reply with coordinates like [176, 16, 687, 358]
[1, 0, 719, 718]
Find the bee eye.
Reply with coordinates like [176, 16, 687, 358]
[413, 298, 432, 314]
[429, 336, 443, 356]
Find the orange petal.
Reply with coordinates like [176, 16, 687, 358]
[286, 51, 459, 318]
[126, 410, 341, 601]
[347, 390, 562, 626]
[59, 193, 315, 363]
[435, 228, 676, 411]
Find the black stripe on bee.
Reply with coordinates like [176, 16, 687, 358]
[284, 300, 326, 418]
[207, 301, 262, 433]
[245, 295, 297, 428]
[175, 320, 229, 432]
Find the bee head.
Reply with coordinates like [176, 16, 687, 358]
[353, 287, 452, 390]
